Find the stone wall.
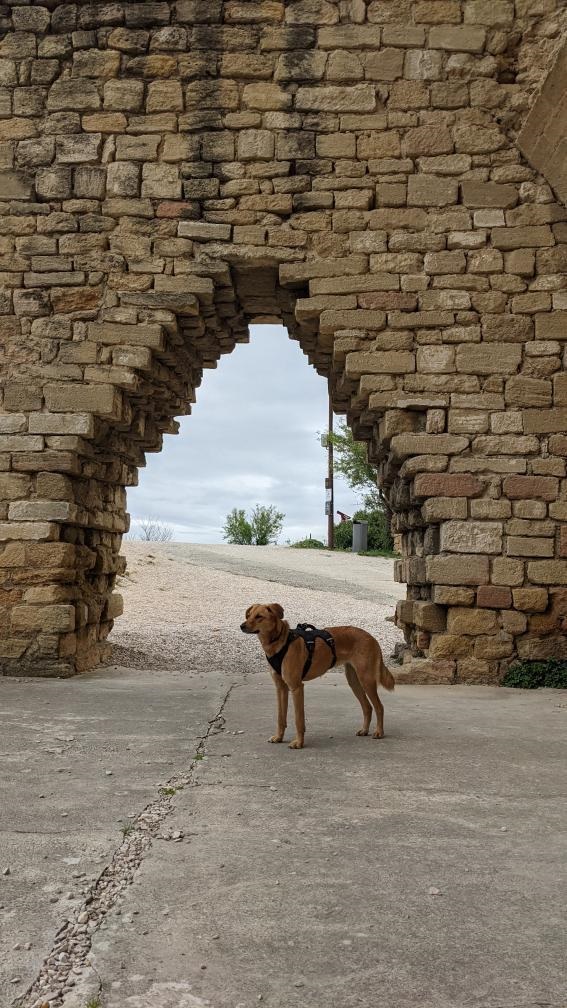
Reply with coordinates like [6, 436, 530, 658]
[519, 40, 567, 206]
[0, 0, 566, 679]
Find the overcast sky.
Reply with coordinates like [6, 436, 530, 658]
[127, 324, 361, 544]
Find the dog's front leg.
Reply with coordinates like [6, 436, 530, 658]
[269, 674, 288, 743]
[289, 685, 305, 749]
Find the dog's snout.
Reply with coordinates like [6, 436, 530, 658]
[240, 622, 249, 632]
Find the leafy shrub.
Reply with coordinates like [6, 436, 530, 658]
[502, 659, 567, 689]
[334, 519, 353, 551]
[222, 508, 253, 545]
[223, 505, 284, 545]
[291, 537, 325, 549]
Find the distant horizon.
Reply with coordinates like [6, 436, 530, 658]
[125, 324, 362, 546]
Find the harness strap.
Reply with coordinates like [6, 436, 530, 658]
[267, 624, 336, 680]
[266, 632, 295, 676]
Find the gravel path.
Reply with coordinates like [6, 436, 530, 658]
[110, 543, 404, 672]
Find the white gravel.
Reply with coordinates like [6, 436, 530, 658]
[109, 543, 403, 674]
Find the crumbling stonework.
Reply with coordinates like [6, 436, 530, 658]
[0, 0, 566, 679]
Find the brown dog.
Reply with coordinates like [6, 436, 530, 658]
[240, 604, 395, 749]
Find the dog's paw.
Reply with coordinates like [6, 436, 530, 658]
[373, 730, 384, 739]
[356, 729, 369, 736]
[268, 735, 284, 743]
[288, 739, 304, 750]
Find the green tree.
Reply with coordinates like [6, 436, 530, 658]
[249, 504, 285, 545]
[325, 420, 381, 510]
[222, 505, 284, 545]
[324, 421, 394, 552]
[222, 508, 253, 545]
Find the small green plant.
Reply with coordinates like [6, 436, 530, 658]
[120, 822, 135, 836]
[159, 786, 178, 796]
[502, 659, 567, 689]
[193, 753, 205, 761]
[85, 998, 101, 1008]
[291, 537, 325, 549]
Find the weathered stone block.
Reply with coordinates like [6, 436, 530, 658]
[107, 162, 140, 198]
[535, 312, 567, 341]
[491, 226, 554, 250]
[242, 83, 291, 110]
[461, 182, 517, 208]
[48, 80, 100, 112]
[429, 631, 474, 659]
[492, 557, 524, 587]
[513, 588, 549, 612]
[394, 658, 456, 684]
[476, 586, 512, 608]
[407, 175, 458, 207]
[456, 344, 522, 375]
[422, 497, 467, 523]
[106, 593, 124, 619]
[505, 376, 552, 408]
[441, 521, 503, 554]
[507, 537, 555, 558]
[44, 383, 121, 417]
[8, 501, 76, 523]
[426, 555, 490, 585]
[447, 607, 498, 636]
[286, 2, 339, 25]
[433, 586, 475, 606]
[0, 522, 57, 542]
[11, 604, 75, 633]
[296, 85, 376, 112]
[503, 476, 559, 501]
[523, 409, 567, 435]
[141, 164, 181, 199]
[237, 129, 275, 160]
[527, 561, 567, 586]
[412, 601, 447, 632]
[414, 473, 482, 498]
[365, 49, 404, 81]
[346, 350, 413, 376]
[429, 26, 486, 51]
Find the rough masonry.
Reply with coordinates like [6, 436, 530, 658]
[0, 0, 566, 680]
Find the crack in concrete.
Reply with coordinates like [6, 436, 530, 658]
[12, 679, 241, 1008]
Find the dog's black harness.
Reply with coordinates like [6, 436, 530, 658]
[267, 624, 337, 680]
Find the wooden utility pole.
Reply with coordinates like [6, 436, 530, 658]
[326, 387, 334, 550]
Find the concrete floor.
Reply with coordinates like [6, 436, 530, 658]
[1, 667, 566, 1008]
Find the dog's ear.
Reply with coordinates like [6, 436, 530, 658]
[268, 604, 284, 620]
[245, 606, 253, 619]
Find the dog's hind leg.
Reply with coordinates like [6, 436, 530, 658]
[345, 662, 373, 737]
[356, 662, 385, 739]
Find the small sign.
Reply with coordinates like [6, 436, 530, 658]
[325, 501, 332, 516]
[325, 487, 333, 502]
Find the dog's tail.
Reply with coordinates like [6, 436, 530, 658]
[378, 655, 395, 692]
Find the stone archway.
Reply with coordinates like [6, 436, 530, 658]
[1, 0, 566, 679]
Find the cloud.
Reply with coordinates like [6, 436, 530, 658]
[127, 324, 362, 544]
